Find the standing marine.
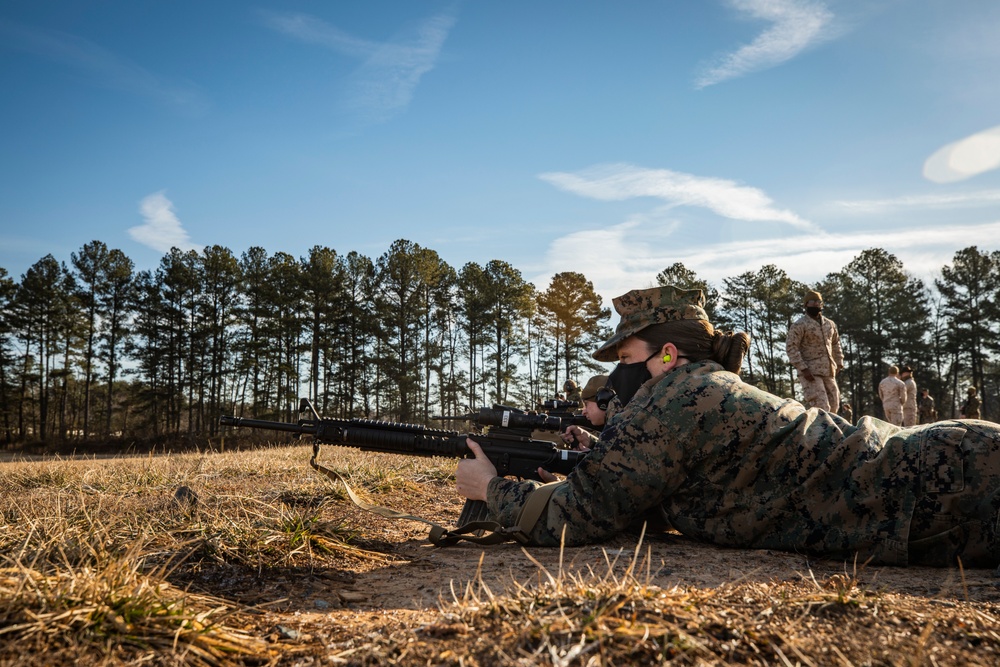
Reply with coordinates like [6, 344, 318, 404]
[786, 289, 845, 412]
[901, 366, 918, 427]
[563, 380, 583, 407]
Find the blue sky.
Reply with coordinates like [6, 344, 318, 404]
[2, 0, 1000, 304]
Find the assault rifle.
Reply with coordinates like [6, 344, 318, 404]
[219, 399, 587, 543]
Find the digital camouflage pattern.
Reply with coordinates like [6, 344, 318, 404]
[903, 376, 918, 427]
[593, 286, 708, 362]
[564, 387, 583, 406]
[798, 374, 840, 413]
[786, 313, 845, 378]
[962, 391, 982, 420]
[918, 393, 937, 424]
[487, 361, 1000, 567]
[907, 417, 1000, 566]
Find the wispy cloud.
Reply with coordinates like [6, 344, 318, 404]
[833, 189, 1000, 213]
[536, 218, 1000, 305]
[540, 163, 817, 230]
[128, 192, 202, 253]
[696, 0, 835, 88]
[0, 19, 207, 113]
[257, 12, 380, 59]
[259, 9, 457, 125]
[923, 125, 1000, 183]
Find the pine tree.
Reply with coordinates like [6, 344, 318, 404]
[536, 272, 611, 397]
[721, 265, 802, 395]
[935, 246, 999, 419]
[300, 246, 345, 414]
[0, 267, 18, 443]
[71, 240, 111, 440]
[100, 249, 136, 437]
[199, 245, 241, 433]
[11, 255, 77, 441]
[481, 260, 534, 406]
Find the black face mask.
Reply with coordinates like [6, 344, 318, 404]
[608, 350, 658, 406]
[806, 306, 823, 317]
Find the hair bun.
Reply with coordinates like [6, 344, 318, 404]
[712, 330, 751, 374]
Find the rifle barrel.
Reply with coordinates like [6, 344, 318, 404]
[218, 415, 316, 436]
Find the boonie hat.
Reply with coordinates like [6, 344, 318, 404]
[592, 285, 707, 362]
[804, 289, 823, 305]
[580, 374, 610, 402]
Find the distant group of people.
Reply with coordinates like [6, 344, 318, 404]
[783, 289, 981, 427]
[878, 365, 916, 426]
[878, 367, 981, 426]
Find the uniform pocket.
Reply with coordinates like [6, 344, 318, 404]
[920, 425, 968, 494]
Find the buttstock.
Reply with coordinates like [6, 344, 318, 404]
[457, 499, 491, 529]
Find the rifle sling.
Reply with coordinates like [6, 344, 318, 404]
[309, 442, 564, 547]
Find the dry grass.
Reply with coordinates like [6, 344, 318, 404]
[323, 531, 1000, 666]
[0, 445, 410, 665]
[2, 443, 999, 666]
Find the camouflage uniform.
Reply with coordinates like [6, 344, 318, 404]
[786, 314, 844, 411]
[603, 394, 623, 424]
[487, 361, 1000, 567]
[879, 374, 907, 426]
[565, 388, 583, 407]
[903, 376, 918, 427]
[962, 392, 982, 420]
[919, 394, 937, 424]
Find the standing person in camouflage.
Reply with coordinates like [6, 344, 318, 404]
[879, 366, 907, 426]
[455, 285, 1000, 568]
[786, 290, 844, 412]
[919, 389, 937, 424]
[901, 366, 918, 427]
[563, 380, 583, 408]
[962, 387, 981, 420]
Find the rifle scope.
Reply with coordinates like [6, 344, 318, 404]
[477, 407, 574, 432]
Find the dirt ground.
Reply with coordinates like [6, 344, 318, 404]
[175, 469, 1000, 665]
[232, 525, 1000, 614]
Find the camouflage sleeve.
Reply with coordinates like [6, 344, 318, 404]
[487, 477, 542, 526]
[786, 320, 805, 371]
[487, 406, 684, 546]
[830, 320, 845, 369]
[604, 395, 623, 423]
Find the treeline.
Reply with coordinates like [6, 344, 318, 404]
[0, 239, 610, 444]
[0, 241, 997, 446]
